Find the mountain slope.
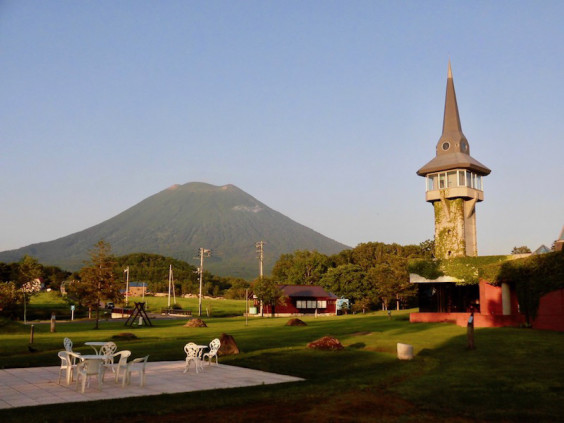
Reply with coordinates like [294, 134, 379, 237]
[0, 182, 350, 278]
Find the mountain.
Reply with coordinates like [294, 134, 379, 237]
[0, 182, 350, 278]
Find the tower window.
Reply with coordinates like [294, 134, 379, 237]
[447, 171, 457, 187]
[425, 169, 484, 192]
[442, 142, 450, 151]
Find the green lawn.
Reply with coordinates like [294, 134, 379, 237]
[25, 292, 247, 319]
[1, 299, 563, 422]
[126, 295, 247, 317]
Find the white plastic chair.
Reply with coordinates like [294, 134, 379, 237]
[183, 343, 202, 374]
[75, 358, 105, 393]
[100, 342, 118, 371]
[57, 351, 75, 385]
[202, 338, 221, 366]
[63, 337, 80, 365]
[113, 350, 131, 383]
[122, 355, 149, 387]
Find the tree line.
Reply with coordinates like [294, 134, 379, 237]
[0, 239, 434, 323]
[0, 255, 70, 321]
[0, 242, 250, 324]
[263, 240, 434, 312]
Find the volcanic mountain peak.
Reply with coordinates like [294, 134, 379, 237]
[0, 182, 349, 278]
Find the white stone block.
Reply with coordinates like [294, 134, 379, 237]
[397, 343, 414, 360]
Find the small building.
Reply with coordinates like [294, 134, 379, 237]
[555, 226, 564, 252]
[410, 250, 564, 331]
[410, 272, 524, 327]
[260, 285, 338, 316]
[127, 281, 148, 297]
[533, 245, 550, 255]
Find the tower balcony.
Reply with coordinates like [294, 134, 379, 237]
[426, 186, 484, 202]
[424, 169, 484, 202]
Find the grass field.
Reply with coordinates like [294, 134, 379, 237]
[1, 295, 563, 422]
[128, 295, 248, 317]
[26, 292, 247, 319]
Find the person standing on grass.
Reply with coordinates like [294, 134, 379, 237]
[467, 305, 476, 350]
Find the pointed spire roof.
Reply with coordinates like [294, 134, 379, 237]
[417, 62, 491, 176]
[442, 61, 464, 142]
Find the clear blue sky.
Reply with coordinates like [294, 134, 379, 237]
[1, 1, 563, 256]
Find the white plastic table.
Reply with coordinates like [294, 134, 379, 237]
[84, 342, 110, 355]
[79, 354, 106, 360]
[194, 345, 208, 371]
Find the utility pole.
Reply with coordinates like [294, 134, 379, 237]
[167, 264, 172, 308]
[124, 267, 130, 306]
[196, 248, 212, 317]
[255, 241, 265, 316]
[245, 288, 249, 326]
[256, 241, 265, 279]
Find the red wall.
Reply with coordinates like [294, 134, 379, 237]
[410, 312, 524, 327]
[479, 281, 503, 315]
[411, 282, 564, 331]
[533, 289, 564, 331]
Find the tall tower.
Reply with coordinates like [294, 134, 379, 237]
[417, 63, 491, 259]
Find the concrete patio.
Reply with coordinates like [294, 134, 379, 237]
[0, 361, 304, 409]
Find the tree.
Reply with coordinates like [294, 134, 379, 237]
[511, 246, 531, 254]
[271, 250, 330, 285]
[42, 266, 71, 291]
[0, 262, 19, 282]
[366, 256, 415, 311]
[0, 282, 23, 319]
[329, 249, 354, 267]
[251, 276, 285, 317]
[319, 264, 368, 303]
[418, 239, 435, 259]
[17, 255, 43, 324]
[114, 253, 199, 295]
[223, 278, 251, 299]
[77, 241, 121, 329]
[351, 242, 387, 270]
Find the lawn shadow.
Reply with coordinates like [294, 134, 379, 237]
[347, 342, 366, 349]
[390, 328, 564, 422]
